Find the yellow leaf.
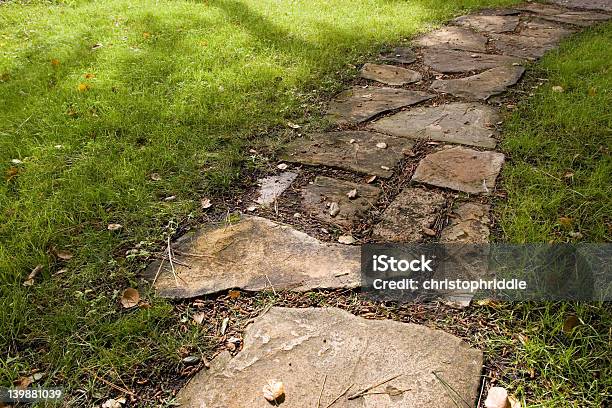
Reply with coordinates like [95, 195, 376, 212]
[228, 290, 241, 299]
[51, 59, 60, 66]
[558, 217, 573, 228]
[84, 73, 95, 79]
[5, 167, 19, 181]
[77, 83, 90, 92]
[142, 32, 151, 39]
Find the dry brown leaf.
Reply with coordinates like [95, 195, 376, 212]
[142, 32, 151, 39]
[338, 235, 357, 245]
[77, 83, 90, 92]
[558, 217, 573, 228]
[5, 167, 19, 181]
[201, 198, 212, 209]
[107, 223, 123, 231]
[56, 250, 74, 261]
[51, 59, 60, 66]
[329, 202, 340, 217]
[484, 386, 511, 408]
[84, 73, 95, 79]
[193, 312, 206, 325]
[23, 264, 43, 287]
[150, 173, 162, 181]
[366, 175, 377, 184]
[346, 189, 358, 199]
[422, 228, 436, 237]
[120, 288, 140, 308]
[562, 314, 580, 334]
[14, 376, 32, 390]
[228, 290, 241, 299]
[277, 163, 288, 170]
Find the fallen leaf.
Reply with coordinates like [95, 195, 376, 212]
[11, 158, 22, 164]
[558, 217, 573, 228]
[220, 317, 229, 335]
[14, 376, 32, 390]
[5, 167, 19, 181]
[338, 235, 357, 245]
[562, 314, 580, 334]
[262, 380, 285, 402]
[277, 163, 288, 170]
[150, 173, 161, 181]
[84, 73, 95, 79]
[182, 356, 200, 365]
[422, 228, 436, 237]
[101, 398, 123, 408]
[329, 202, 340, 217]
[77, 83, 90, 92]
[107, 223, 123, 231]
[228, 290, 241, 299]
[120, 288, 140, 308]
[142, 32, 151, 39]
[246, 205, 257, 212]
[51, 59, 60, 66]
[376, 142, 387, 149]
[484, 386, 510, 408]
[380, 165, 390, 171]
[366, 175, 377, 184]
[552, 85, 564, 93]
[201, 198, 212, 209]
[349, 138, 356, 144]
[508, 395, 521, 408]
[164, 195, 176, 202]
[588, 87, 597, 97]
[346, 189, 358, 199]
[23, 264, 43, 287]
[91, 43, 103, 50]
[287, 122, 301, 129]
[56, 250, 74, 261]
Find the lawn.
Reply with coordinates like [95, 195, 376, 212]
[0, 0, 525, 404]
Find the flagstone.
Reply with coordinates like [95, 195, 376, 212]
[146, 216, 360, 298]
[369, 102, 499, 149]
[380, 46, 417, 64]
[413, 26, 488, 52]
[373, 188, 446, 242]
[327, 86, 433, 124]
[422, 48, 523, 73]
[360, 63, 422, 85]
[254, 171, 298, 206]
[177, 307, 484, 408]
[440, 202, 491, 243]
[282, 131, 413, 178]
[453, 14, 520, 33]
[430, 65, 525, 100]
[550, 0, 612, 12]
[517, 3, 611, 26]
[302, 176, 381, 227]
[491, 20, 574, 59]
[412, 146, 505, 194]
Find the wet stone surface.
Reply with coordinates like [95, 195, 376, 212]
[412, 146, 505, 194]
[369, 102, 500, 149]
[327, 86, 433, 124]
[453, 14, 520, 33]
[380, 46, 417, 64]
[282, 131, 414, 178]
[177, 307, 484, 408]
[413, 26, 488, 52]
[430, 65, 525, 100]
[372, 187, 446, 243]
[360, 63, 422, 86]
[422, 48, 523, 73]
[147, 216, 360, 298]
[301, 176, 381, 227]
[254, 171, 298, 206]
[440, 202, 491, 243]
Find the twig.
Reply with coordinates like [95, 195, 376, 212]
[477, 375, 486, 408]
[317, 374, 327, 408]
[265, 274, 277, 296]
[432, 371, 471, 408]
[151, 257, 165, 286]
[167, 236, 187, 285]
[157, 255, 191, 268]
[323, 383, 353, 408]
[348, 373, 402, 400]
[88, 371, 135, 397]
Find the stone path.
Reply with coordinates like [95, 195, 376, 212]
[149, 2, 610, 406]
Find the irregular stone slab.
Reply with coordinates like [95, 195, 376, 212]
[412, 146, 505, 194]
[373, 188, 446, 242]
[413, 26, 488, 52]
[282, 131, 413, 178]
[430, 65, 525, 100]
[177, 307, 484, 408]
[369, 102, 499, 149]
[302, 176, 381, 227]
[476, 8, 521, 16]
[517, 4, 611, 26]
[380, 46, 417, 64]
[453, 14, 520, 33]
[360, 63, 422, 85]
[327, 86, 433, 124]
[146, 217, 360, 298]
[491, 20, 574, 59]
[550, 0, 612, 12]
[440, 202, 491, 243]
[422, 48, 523, 73]
[254, 171, 298, 206]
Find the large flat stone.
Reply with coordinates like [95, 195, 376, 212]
[360, 63, 422, 85]
[254, 172, 298, 206]
[453, 14, 520, 33]
[146, 217, 360, 298]
[369, 102, 500, 149]
[430, 65, 525, 100]
[302, 176, 381, 227]
[380, 46, 417, 64]
[177, 307, 484, 408]
[517, 3, 610, 26]
[413, 26, 488, 52]
[373, 188, 446, 242]
[282, 131, 413, 178]
[412, 146, 505, 194]
[440, 202, 491, 243]
[423, 47, 523, 73]
[327, 86, 433, 124]
[491, 20, 574, 59]
[550, 0, 612, 12]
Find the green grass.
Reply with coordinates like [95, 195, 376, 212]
[495, 23, 612, 407]
[0, 0, 525, 404]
